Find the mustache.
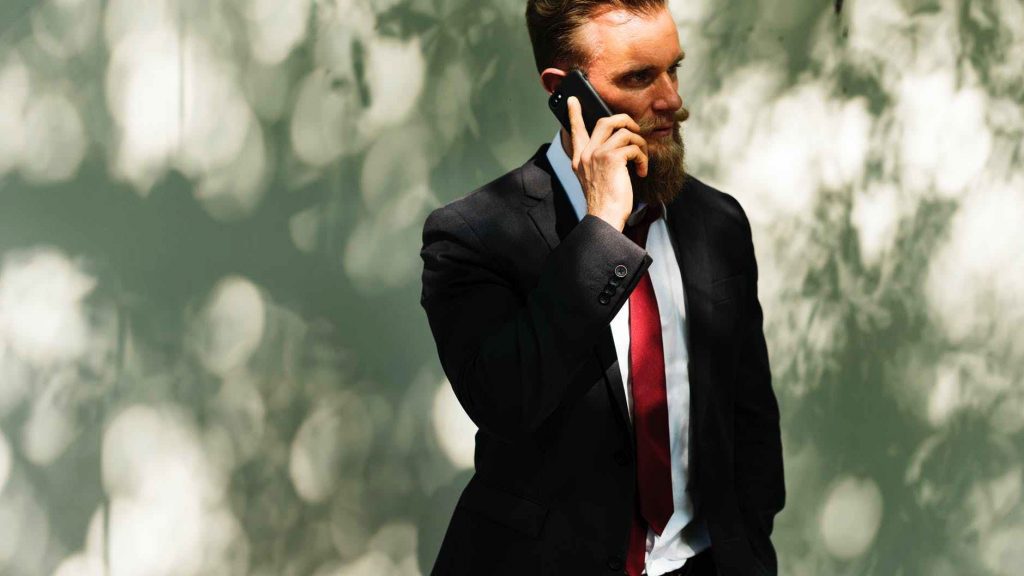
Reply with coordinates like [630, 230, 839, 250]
[637, 106, 690, 133]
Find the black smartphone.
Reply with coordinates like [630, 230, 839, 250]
[548, 69, 613, 136]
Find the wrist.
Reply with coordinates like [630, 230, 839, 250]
[587, 208, 628, 232]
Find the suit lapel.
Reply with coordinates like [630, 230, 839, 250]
[524, 149, 581, 252]
[664, 179, 714, 432]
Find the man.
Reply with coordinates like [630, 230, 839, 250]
[419, 1, 784, 574]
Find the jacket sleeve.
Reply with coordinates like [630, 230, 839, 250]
[732, 205, 786, 572]
[420, 203, 650, 442]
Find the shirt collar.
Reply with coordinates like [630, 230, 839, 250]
[545, 131, 664, 226]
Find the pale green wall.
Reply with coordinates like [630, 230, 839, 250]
[0, 0, 1022, 574]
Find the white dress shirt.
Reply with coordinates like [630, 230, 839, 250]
[547, 133, 711, 575]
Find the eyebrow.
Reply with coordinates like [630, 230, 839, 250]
[614, 51, 686, 82]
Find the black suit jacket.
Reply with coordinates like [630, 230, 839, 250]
[419, 144, 784, 576]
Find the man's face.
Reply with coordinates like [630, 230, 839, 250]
[575, 6, 689, 205]
[576, 6, 686, 147]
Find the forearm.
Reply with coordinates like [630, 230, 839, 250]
[732, 268, 784, 576]
[732, 275, 784, 548]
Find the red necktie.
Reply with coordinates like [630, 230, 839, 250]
[623, 204, 673, 576]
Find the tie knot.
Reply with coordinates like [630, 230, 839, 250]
[623, 203, 663, 247]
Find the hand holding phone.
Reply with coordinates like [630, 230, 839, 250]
[548, 70, 648, 232]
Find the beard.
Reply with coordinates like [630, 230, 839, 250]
[630, 106, 689, 207]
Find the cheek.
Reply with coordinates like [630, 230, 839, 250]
[604, 94, 648, 121]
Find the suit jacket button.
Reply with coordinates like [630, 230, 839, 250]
[614, 264, 628, 278]
[601, 286, 616, 297]
[613, 450, 629, 467]
[607, 556, 623, 571]
[598, 294, 611, 305]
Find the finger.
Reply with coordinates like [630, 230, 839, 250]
[618, 144, 649, 178]
[603, 128, 649, 177]
[590, 113, 643, 147]
[566, 97, 588, 171]
[604, 127, 649, 158]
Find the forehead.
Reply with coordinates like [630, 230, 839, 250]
[577, 6, 681, 69]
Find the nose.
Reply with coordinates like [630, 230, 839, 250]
[651, 73, 682, 115]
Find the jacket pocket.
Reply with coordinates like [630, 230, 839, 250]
[456, 477, 549, 538]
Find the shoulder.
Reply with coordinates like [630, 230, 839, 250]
[683, 175, 753, 240]
[678, 174, 763, 277]
[423, 145, 548, 246]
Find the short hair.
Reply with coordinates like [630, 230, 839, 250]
[524, 0, 667, 74]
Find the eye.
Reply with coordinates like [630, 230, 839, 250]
[669, 63, 681, 77]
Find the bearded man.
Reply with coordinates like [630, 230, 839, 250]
[419, 1, 785, 574]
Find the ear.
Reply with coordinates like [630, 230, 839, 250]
[540, 68, 568, 95]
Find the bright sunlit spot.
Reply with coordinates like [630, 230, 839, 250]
[0, 248, 95, 367]
[431, 378, 476, 470]
[819, 476, 884, 560]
